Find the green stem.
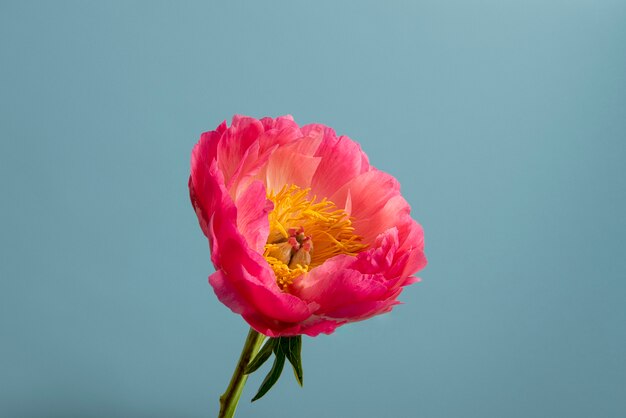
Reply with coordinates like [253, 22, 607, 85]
[218, 328, 265, 418]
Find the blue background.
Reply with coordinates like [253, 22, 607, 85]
[1, 1, 625, 417]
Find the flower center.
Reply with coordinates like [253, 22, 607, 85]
[264, 184, 367, 290]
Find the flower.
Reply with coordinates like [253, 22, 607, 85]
[189, 115, 426, 337]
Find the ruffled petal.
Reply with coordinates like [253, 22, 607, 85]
[242, 312, 343, 338]
[209, 195, 312, 325]
[292, 255, 388, 315]
[322, 297, 400, 321]
[353, 194, 428, 278]
[217, 115, 305, 198]
[217, 117, 265, 187]
[189, 125, 227, 238]
[192, 150, 312, 329]
[262, 133, 323, 193]
[291, 226, 424, 325]
[306, 128, 370, 200]
[229, 125, 303, 197]
[330, 169, 400, 231]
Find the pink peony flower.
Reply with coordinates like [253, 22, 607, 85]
[189, 115, 426, 337]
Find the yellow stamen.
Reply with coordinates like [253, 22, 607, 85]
[263, 185, 368, 290]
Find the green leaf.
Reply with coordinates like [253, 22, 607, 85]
[245, 338, 276, 375]
[251, 346, 286, 402]
[282, 336, 304, 386]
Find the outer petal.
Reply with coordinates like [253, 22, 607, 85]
[242, 311, 343, 338]
[295, 257, 385, 309]
[217, 117, 265, 187]
[235, 180, 272, 254]
[191, 141, 312, 332]
[355, 195, 428, 279]
[189, 122, 227, 238]
[292, 255, 392, 321]
[208, 175, 311, 322]
[291, 226, 425, 327]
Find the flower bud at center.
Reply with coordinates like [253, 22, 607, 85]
[266, 239, 299, 264]
[289, 236, 313, 269]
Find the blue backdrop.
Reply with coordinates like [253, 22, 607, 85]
[1, 1, 625, 417]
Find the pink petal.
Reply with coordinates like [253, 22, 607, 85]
[209, 201, 312, 324]
[217, 117, 265, 187]
[263, 135, 323, 192]
[292, 255, 389, 315]
[329, 169, 401, 237]
[308, 129, 370, 200]
[353, 194, 428, 278]
[322, 298, 400, 321]
[235, 180, 272, 254]
[229, 126, 303, 196]
[193, 147, 312, 327]
[242, 313, 343, 338]
[209, 221, 312, 325]
[189, 122, 230, 232]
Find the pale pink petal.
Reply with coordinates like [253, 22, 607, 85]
[263, 134, 323, 192]
[329, 169, 401, 238]
[354, 195, 409, 244]
[308, 130, 370, 199]
[229, 126, 303, 196]
[218, 115, 303, 195]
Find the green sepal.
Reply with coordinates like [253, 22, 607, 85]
[248, 336, 305, 402]
[245, 338, 275, 375]
[282, 336, 303, 386]
[251, 344, 285, 402]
